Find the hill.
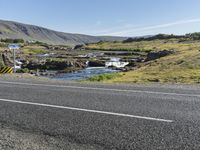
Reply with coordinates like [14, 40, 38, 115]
[0, 20, 126, 46]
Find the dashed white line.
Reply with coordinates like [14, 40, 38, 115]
[0, 98, 173, 123]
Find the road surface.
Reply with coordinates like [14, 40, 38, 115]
[0, 78, 199, 149]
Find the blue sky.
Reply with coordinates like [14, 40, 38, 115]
[1, 0, 200, 36]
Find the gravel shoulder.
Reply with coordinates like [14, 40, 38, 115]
[0, 73, 48, 81]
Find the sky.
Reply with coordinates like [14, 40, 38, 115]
[0, 0, 200, 37]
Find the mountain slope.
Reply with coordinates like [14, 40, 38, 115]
[0, 20, 126, 46]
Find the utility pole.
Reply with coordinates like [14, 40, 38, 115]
[13, 49, 16, 73]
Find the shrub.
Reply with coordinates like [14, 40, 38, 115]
[16, 68, 30, 73]
[1, 38, 24, 43]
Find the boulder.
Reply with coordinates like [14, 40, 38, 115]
[88, 61, 105, 67]
[145, 50, 175, 61]
[74, 44, 84, 50]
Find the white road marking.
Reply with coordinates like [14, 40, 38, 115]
[0, 98, 173, 123]
[0, 81, 199, 98]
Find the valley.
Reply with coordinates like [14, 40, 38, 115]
[0, 20, 200, 84]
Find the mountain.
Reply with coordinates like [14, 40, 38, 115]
[0, 20, 127, 46]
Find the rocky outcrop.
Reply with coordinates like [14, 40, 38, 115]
[145, 50, 175, 61]
[24, 59, 87, 72]
[45, 60, 86, 70]
[88, 61, 105, 67]
[0, 54, 4, 68]
[74, 44, 84, 50]
[0, 51, 13, 68]
[2, 52, 13, 66]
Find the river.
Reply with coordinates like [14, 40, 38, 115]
[51, 67, 118, 80]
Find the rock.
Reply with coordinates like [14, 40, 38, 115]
[88, 61, 105, 67]
[0, 54, 5, 68]
[145, 49, 175, 61]
[74, 44, 84, 50]
[1, 52, 13, 66]
[24, 59, 87, 71]
[126, 62, 136, 67]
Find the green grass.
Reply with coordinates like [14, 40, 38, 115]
[22, 45, 48, 55]
[86, 73, 122, 82]
[23, 49, 47, 55]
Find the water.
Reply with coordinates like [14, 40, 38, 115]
[52, 67, 118, 80]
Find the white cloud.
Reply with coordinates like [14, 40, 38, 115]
[97, 18, 200, 36]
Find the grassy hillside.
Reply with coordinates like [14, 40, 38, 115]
[86, 38, 200, 84]
[0, 20, 126, 46]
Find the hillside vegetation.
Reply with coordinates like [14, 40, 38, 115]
[85, 34, 200, 84]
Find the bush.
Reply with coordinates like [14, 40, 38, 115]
[1, 38, 24, 43]
[16, 68, 30, 73]
[123, 38, 135, 43]
[186, 32, 200, 40]
[122, 34, 184, 43]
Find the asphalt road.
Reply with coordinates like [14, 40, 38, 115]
[0, 79, 200, 149]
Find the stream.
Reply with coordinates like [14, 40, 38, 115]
[51, 67, 119, 80]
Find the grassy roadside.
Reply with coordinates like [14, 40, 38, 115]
[85, 39, 200, 84]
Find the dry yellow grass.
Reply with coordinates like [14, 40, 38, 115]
[86, 39, 200, 84]
[85, 39, 200, 52]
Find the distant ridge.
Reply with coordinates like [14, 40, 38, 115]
[0, 20, 127, 46]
